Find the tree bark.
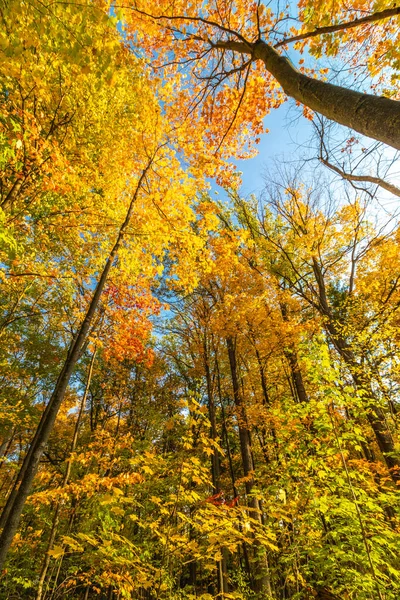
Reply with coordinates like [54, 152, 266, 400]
[203, 338, 221, 492]
[214, 39, 400, 150]
[203, 338, 228, 595]
[226, 337, 255, 491]
[215, 353, 253, 594]
[280, 303, 309, 405]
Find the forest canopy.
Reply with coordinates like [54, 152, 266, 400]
[0, 1, 400, 599]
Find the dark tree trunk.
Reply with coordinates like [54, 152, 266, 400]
[203, 338, 221, 492]
[215, 39, 400, 150]
[285, 349, 308, 404]
[226, 336, 272, 597]
[216, 354, 251, 592]
[0, 162, 153, 568]
[226, 337, 255, 491]
[253, 344, 279, 462]
[35, 350, 96, 600]
[203, 337, 228, 594]
[280, 303, 309, 405]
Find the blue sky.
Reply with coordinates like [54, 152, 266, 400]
[210, 100, 314, 200]
[234, 101, 313, 197]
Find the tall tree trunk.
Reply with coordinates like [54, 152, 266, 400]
[0, 160, 154, 568]
[253, 344, 279, 462]
[311, 259, 400, 481]
[203, 337, 228, 596]
[216, 353, 249, 593]
[226, 337, 255, 488]
[284, 349, 308, 404]
[204, 339, 231, 596]
[226, 337, 272, 598]
[203, 338, 221, 492]
[214, 39, 400, 150]
[35, 350, 96, 600]
[280, 303, 308, 405]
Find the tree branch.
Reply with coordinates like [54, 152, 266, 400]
[213, 39, 400, 150]
[319, 157, 400, 197]
[275, 6, 400, 48]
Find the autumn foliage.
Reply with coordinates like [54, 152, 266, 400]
[0, 0, 400, 599]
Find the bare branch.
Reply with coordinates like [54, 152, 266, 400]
[320, 157, 400, 198]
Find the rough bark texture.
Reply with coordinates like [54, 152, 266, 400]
[214, 39, 400, 150]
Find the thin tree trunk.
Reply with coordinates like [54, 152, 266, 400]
[35, 349, 97, 600]
[284, 350, 308, 404]
[203, 338, 221, 492]
[0, 159, 154, 568]
[216, 356, 249, 593]
[0, 429, 16, 473]
[226, 337, 255, 489]
[203, 338, 229, 595]
[253, 344, 279, 461]
[280, 303, 309, 405]
[226, 337, 272, 597]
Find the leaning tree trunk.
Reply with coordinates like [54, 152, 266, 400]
[35, 349, 97, 600]
[310, 259, 400, 482]
[215, 39, 400, 151]
[0, 159, 154, 569]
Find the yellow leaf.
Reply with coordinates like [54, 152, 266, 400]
[48, 545, 64, 559]
[101, 493, 114, 505]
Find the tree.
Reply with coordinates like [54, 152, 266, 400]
[2, 2, 400, 598]
[158, 195, 400, 599]
[119, 0, 400, 166]
[232, 175, 400, 480]
[0, 0, 211, 569]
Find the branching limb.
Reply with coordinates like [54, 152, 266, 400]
[275, 6, 400, 48]
[319, 157, 400, 198]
